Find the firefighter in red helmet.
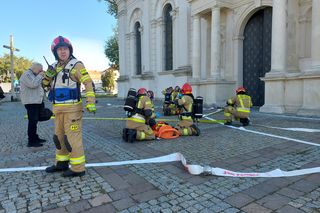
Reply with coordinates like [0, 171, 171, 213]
[124, 88, 156, 142]
[224, 86, 252, 126]
[43, 36, 96, 177]
[175, 83, 200, 136]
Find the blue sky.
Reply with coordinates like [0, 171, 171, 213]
[0, 0, 116, 71]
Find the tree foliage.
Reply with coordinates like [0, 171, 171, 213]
[104, 29, 119, 69]
[98, 0, 117, 17]
[0, 54, 33, 82]
[101, 67, 117, 92]
[105, 0, 118, 17]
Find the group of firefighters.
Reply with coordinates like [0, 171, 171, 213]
[122, 83, 202, 143]
[35, 35, 252, 177]
[122, 83, 253, 143]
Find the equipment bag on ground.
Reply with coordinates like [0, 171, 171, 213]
[153, 122, 180, 139]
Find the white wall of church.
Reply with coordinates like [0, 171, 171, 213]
[117, 0, 320, 116]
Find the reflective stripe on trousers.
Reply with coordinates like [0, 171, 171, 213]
[237, 107, 250, 113]
[70, 156, 86, 165]
[137, 131, 146, 140]
[56, 154, 70, 161]
[183, 128, 189, 136]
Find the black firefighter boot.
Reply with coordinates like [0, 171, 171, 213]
[191, 124, 201, 136]
[240, 118, 250, 126]
[62, 169, 85, 178]
[122, 128, 129, 142]
[127, 129, 137, 143]
[224, 121, 232, 126]
[45, 161, 69, 173]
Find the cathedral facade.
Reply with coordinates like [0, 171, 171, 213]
[116, 0, 320, 116]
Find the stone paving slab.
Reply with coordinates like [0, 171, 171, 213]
[0, 98, 320, 212]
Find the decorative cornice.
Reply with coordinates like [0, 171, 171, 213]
[151, 19, 157, 27]
[232, 36, 244, 41]
[158, 66, 192, 77]
[189, 79, 236, 85]
[131, 72, 155, 80]
[141, 72, 155, 80]
[117, 75, 129, 82]
[125, 32, 135, 39]
[157, 17, 164, 26]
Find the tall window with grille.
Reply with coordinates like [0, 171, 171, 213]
[135, 22, 142, 75]
[164, 4, 173, 71]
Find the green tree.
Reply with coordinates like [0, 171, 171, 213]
[104, 29, 119, 69]
[101, 67, 116, 92]
[103, 0, 117, 17]
[0, 54, 33, 82]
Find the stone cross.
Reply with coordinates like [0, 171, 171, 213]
[3, 35, 20, 101]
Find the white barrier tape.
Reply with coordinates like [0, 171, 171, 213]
[254, 124, 320, 133]
[204, 117, 320, 147]
[1, 153, 320, 177]
[258, 112, 320, 121]
[203, 109, 223, 117]
[0, 166, 47, 173]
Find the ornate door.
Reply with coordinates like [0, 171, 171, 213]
[243, 7, 272, 106]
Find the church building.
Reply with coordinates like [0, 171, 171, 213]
[116, 0, 320, 116]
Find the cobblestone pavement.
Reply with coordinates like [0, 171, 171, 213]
[0, 97, 320, 213]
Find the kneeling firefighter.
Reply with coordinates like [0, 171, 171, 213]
[224, 86, 252, 126]
[175, 83, 201, 136]
[123, 88, 156, 142]
[42, 36, 96, 177]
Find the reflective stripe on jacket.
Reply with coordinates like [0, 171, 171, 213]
[178, 95, 193, 120]
[128, 96, 153, 123]
[236, 94, 252, 113]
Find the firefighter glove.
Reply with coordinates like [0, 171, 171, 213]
[45, 65, 57, 78]
[86, 103, 96, 113]
[42, 78, 50, 88]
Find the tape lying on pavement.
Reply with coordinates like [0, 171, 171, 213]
[254, 124, 320, 133]
[203, 109, 223, 117]
[204, 117, 320, 147]
[1, 153, 320, 177]
[24, 115, 223, 123]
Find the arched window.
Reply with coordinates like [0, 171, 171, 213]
[164, 4, 173, 71]
[135, 22, 142, 75]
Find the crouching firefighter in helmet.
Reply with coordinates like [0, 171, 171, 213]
[175, 83, 201, 136]
[42, 36, 96, 177]
[123, 88, 156, 143]
[224, 86, 252, 126]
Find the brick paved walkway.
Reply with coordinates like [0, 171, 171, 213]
[0, 98, 319, 213]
